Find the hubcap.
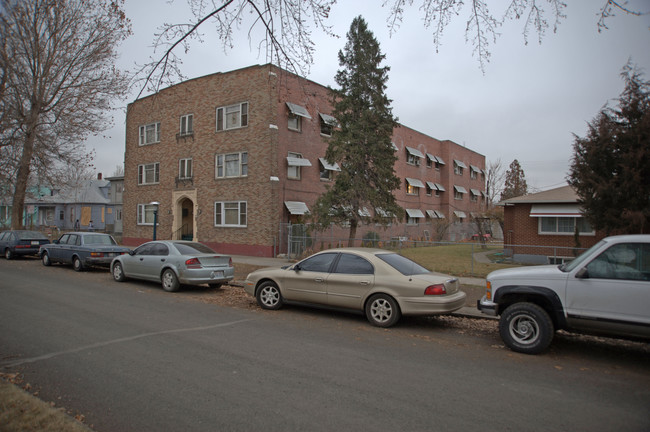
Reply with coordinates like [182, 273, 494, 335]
[261, 287, 278, 306]
[371, 299, 392, 322]
[510, 314, 539, 344]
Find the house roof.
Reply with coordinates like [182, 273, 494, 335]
[502, 185, 578, 205]
[26, 179, 110, 205]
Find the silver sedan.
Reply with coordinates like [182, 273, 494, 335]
[244, 248, 467, 327]
[111, 240, 234, 292]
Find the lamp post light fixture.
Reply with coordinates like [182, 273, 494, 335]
[149, 201, 160, 240]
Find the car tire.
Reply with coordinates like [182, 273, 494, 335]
[5, 248, 13, 260]
[256, 281, 283, 310]
[499, 302, 554, 355]
[365, 293, 401, 328]
[72, 256, 84, 272]
[41, 252, 51, 266]
[112, 262, 126, 282]
[162, 269, 180, 292]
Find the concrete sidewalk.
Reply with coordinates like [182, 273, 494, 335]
[231, 255, 491, 320]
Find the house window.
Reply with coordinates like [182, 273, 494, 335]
[453, 185, 467, 200]
[406, 147, 423, 166]
[319, 113, 336, 136]
[539, 217, 594, 235]
[179, 158, 193, 179]
[139, 122, 161, 145]
[138, 163, 160, 185]
[288, 152, 303, 179]
[216, 152, 248, 178]
[215, 201, 247, 227]
[59, 210, 64, 220]
[137, 203, 160, 225]
[288, 114, 301, 132]
[180, 114, 193, 136]
[407, 183, 419, 196]
[319, 157, 340, 181]
[216, 102, 248, 131]
[454, 160, 466, 176]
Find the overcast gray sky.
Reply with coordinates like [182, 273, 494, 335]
[90, 0, 650, 191]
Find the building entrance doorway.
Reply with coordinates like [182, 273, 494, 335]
[172, 191, 197, 241]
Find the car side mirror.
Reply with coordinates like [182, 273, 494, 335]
[53, 240, 60, 244]
[293, 264, 301, 272]
[129, 250, 136, 256]
[575, 267, 589, 279]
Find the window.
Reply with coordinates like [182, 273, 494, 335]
[59, 210, 64, 220]
[216, 102, 248, 131]
[585, 243, 650, 281]
[139, 122, 161, 145]
[406, 147, 423, 166]
[454, 160, 466, 176]
[539, 217, 593, 235]
[405, 178, 424, 196]
[179, 158, 192, 179]
[319, 157, 340, 181]
[288, 114, 302, 132]
[138, 163, 160, 185]
[297, 252, 338, 272]
[319, 113, 336, 136]
[215, 201, 247, 227]
[332, 253, 374, 275]
[137, 204, 160, 225]
[287, 152, 304, 179]
[454, 185, 466, 200]
[180, 114, 193, 136]
[216, 152, 248, 178]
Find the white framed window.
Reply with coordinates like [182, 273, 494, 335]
[180, 114, 193, 136]
[215, 201, 247, 227]
[216, 152, 248, 178]
[216, 102, 248, 131]
[138, 163, 160, 185]
[139, 122, 161, 145]
[179, 158, 192, 179]
[288, 152, 303, 179]
[539, 217, 594, 235]
[137, 203, 160, 225]
[288, 114, 302, 132]
[406, 147, 423, 166]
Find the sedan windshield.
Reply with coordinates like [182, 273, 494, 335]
[377, 253, 429, 276]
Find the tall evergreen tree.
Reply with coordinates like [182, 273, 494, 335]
[568, 63, 650, 234]
[313, 16, 403, 246]
[500, 159, 528, 201]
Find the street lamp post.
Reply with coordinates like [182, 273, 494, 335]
[149, 201, 160, 240]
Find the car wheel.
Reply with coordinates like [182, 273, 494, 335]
[162, 269, 180, 292]
[365, 293, 401, 328]
[256, 281, 283, 310]
[499, 302, 554, 355]
[112, 262, 126, 282]
[72, 256, 84, 272]
[5, 248, 13, 260]
[41, 252, 51, 266]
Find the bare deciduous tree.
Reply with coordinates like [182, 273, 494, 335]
[0, 0, 131, 229]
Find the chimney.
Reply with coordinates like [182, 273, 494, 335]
[97, 173, 102, 180]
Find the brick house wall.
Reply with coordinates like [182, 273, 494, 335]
[123, 64, 487, 256]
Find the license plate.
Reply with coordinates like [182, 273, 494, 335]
[31, 241, 40, 245]
[210, 271, 224, 279]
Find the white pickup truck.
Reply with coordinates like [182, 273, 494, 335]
[478, 234, 650, 354]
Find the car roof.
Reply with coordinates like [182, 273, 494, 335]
[603, 234, 650, 243]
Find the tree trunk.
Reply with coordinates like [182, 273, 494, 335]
[347, 218, 358, 247]
[11, 112, 38, 230]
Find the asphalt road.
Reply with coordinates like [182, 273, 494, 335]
[1, 257, 649, 431]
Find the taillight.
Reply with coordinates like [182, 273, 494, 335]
[424, 284, 447, 295]
[90, 252, 104, 257]
[228, 257, 233, 267]
[185, 257, 202, 269]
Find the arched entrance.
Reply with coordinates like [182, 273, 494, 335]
[172, 190, 197, 241]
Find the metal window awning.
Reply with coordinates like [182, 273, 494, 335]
[319, 113, 337, 125]
[426, 154, 445, 165]
[286, 102, 312, 119]
[406, 208, 425, 218]
[470, 165, 481, 173]
[319, 157, 341, 171]
[358, 207, 371, 217]
[391, 142, 399, 151]
[530, 204, 582, 217]
[470, 189, 481, 196]
[426, 210, 446, 219]
[454, 160, 467, 169]
[454, 211, 467, 218]
[286, 157, 312, 167]
[405, 147, 424, 158]
[453, 185, 467, 194]
[285, 201, 310, 215]
[406, 178, 425, 188]
[434, 183, 446, 192]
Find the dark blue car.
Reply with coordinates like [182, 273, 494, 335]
[40, 232, 131, 271]
[0, 230, 50, 259]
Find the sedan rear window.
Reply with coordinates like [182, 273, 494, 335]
[377, 253, 429, 275]
[174, 242, 216, 255]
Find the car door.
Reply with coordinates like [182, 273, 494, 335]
[281, 252, 338, 304]
[140, 243, 170, 279]
[60, 234, 80, 264]
[122, 243, 156, 279]
[566, 241, 650, 337]
[48, 234, 69, 262]
[326, 253, 375, 309]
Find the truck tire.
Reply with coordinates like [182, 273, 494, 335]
[499, 302, 554, 354]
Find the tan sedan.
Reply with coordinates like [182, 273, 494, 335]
[244, 248, 466, 327]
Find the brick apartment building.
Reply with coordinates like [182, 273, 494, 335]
[123, 64, 486, 256]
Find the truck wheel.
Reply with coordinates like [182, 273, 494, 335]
[499, 302, 554, 355]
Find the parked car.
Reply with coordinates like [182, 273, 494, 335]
[478, 234, 650, 354]
[0, 230, 50, 259]
[244, 248, 467, 327]
[40, 232, 130, 271]
[110, 240, 234, 292]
